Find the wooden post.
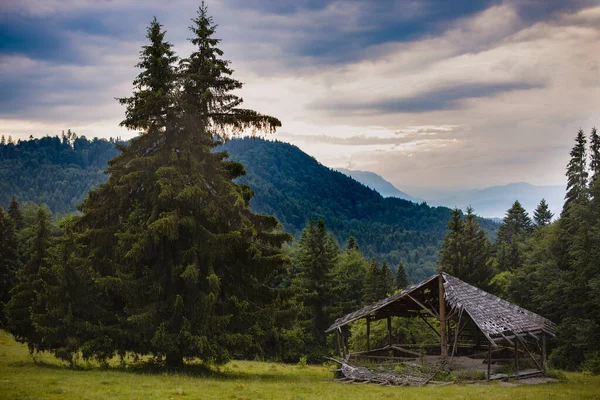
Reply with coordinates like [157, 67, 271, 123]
[335, 330, 342, 358]
[338, 328, 346, 359]
[541, 332, 547, 374]
[487, 343, 492, 380]
[438, 274, 448, 359]
[514, 340, 519, 378]
[387, 316, 392, 346]
[366, 317, 371, 351]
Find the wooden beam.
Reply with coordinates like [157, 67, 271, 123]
[513, 331, 542, 371]
[338, 327, 346, 359]
[407, 294, 438, 319]
[335, 330, 342, 358]
[418, 313, 441, 338]
[439, 275, 448, 359]
[387, 316, 392, 346]
[449, 308, 464, 366]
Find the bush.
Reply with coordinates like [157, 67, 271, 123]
[581, 352, 600, 375]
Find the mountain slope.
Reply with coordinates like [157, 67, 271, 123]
[0, 136, 499, 282]
[428, 182, 564, 218]
[223, 138, 498, 281]
[336, 168, 422, 202]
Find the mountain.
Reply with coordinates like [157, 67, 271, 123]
[336, 168, 422, 202]
[0, 135, 499, 283]
[222, 138, 498, 281]
[426, 182, 564, 219]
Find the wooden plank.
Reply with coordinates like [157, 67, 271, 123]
[387, 316, 392, 346]
[487, 343, 492, 381]
[541, 332, 547, 373]
[449, 308, 464, 366]
[439, 275, 448, 359]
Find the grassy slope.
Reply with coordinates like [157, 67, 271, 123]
[1, 331, 598, 400]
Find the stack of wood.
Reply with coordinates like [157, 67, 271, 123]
[330, 358, 435, 386]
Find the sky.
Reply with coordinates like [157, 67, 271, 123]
[1, 0, 599, 196]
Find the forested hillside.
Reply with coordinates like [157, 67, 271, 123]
[0, 133, 121, 213]
[223, 137, 498, 281]
[0, 134, 498, 282]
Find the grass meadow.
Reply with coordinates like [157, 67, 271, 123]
[1, 331, 599, 399]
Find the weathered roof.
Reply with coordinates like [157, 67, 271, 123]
[326, 273, 556, 343]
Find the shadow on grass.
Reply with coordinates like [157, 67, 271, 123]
[8, 356, 305, 383]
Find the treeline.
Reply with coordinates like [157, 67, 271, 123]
[0, 131, 122, 213]
[438, 127, 600, 373]
[0, 196, 420, 364]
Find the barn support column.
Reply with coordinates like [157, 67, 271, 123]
[438, 274, 448, 359]
[487, 343, 492, 380]
[387, 316, 392, 346]
[514, 340, 519, 378]
[541, 332, 547, 374]
[335, 329, 342, 358]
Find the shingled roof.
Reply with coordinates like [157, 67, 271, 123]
[326, 273, 556, 345]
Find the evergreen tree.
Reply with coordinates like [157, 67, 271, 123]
[379, 260, 396, 297]
[439, 207, 493, 288]
[179, 2, 280, 137]
[533, 198, 553, 227]
[330, 239, 368, 319]
[8, 196, 23, 230]
[346, 236, 359, 251]
[76, 9, 291, 367]
[292, 219, 339, 361]
[496, 201, 532, 272]
[564, 128, 588, 209]
[363, 259, 381, 304]
[32, 215, 96, 364]
[460, 207, 494, 289]
[0, 206, 19, 326]
[395, 260, 409, 290]
[6, 206, 53, 352]
[117, 18, 178, 134]
[438, 208, 464, 276]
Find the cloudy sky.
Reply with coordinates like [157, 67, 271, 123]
[1, 0, 599, 195]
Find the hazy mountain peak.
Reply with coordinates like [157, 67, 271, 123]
[337, 168, 422, 203]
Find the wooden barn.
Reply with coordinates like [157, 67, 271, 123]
[326, 272, 556, 381]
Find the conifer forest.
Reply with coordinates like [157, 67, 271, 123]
[1, 2, 600, 398]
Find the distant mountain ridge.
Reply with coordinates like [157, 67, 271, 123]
[428, 182, 564, 219]
[336, 168, 422, 203]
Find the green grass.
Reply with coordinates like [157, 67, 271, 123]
[1, 331, 599, 399]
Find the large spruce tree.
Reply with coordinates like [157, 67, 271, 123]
[292, 219, 338, 361]
[439, 207, 493, 289]
[564, 128, 589, 209]
[76, 8, 290, 367]
[533, 199, 553, 227]
[496, 200, 531, 272]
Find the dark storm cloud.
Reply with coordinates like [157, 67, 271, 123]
[0, 6, 152, 64]
[315, 82, 543, 114]
[223, 0, 595, 64]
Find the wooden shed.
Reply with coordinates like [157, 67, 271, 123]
[326, 272, 556, 380]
